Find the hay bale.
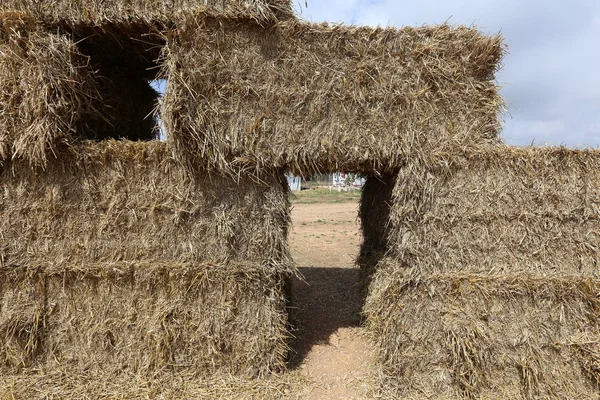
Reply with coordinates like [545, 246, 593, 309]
[387, 146, 600, 278]
[365, 145, 600, 398]
[0, 12, 99, 167]
[0, 13, 161, 167]
[0, 0, 294, 25]
[164, 19, 504, 174]
[0, 140, 293, 376]
[366, 266, 600, 399]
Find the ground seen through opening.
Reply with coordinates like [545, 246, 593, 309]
[288, 186, 374, 400]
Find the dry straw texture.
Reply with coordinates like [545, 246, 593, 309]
[164, 18, 504, 175]
[0, 0, 293, 25]
[388, 146, 600, 279]
[0, 140, 293, 376]
[366, 268, 600, 399]
[0, 12, 98, 167]
[0, 369, 309, 399]
[365, 146, 600, 398]
[0, 13, 161, 167]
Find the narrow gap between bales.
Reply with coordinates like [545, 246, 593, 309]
[288, 184, 374, 400]
[149, 79, 167, 142]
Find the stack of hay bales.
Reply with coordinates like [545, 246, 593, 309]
[0, 140, 293, 376]
[0, 1, 295, 379]
[364, 147, 600, 398]
[4, 0, 555, 396]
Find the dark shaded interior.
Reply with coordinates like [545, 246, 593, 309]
[64, 22, 165, 141]
[357, 173, 397, 279]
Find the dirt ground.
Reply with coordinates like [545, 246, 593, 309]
[288, 193, 375, 400]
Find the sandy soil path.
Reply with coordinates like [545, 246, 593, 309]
[288, 200, 374, 400]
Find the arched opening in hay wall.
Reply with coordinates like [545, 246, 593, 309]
[67, 23, 165, 142]
[287, 172, 394, 369]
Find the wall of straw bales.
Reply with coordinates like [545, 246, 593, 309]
[164, 18, 505, 174]
[0, 140, 293, 376]
[0, 0, 293, 25]
[365, 146, 600, 398]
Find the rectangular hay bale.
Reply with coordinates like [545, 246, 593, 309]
[366, 266, 600, 399]
[164, 19, 504, 174]
[0, 0, 293, 24]
[387, 146, 600, 278]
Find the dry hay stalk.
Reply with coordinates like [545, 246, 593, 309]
[163, 18, 505, 175]
[0, 140, 294, 376]
[365, 264, 600, 399]
[0, 0, 294, 25]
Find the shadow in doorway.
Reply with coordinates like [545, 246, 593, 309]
[287, 266, 367, 368]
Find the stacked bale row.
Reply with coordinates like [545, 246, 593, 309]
[2, 10, 504, 175]
[0, 140, 292, 376]
[364, 147, 600, 399]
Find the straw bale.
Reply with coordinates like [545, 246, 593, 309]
[0, 14, 99, 167]
[366, 265, 600, 399]
[0, 140, 293, 376]
[0, 0, 293, 25]
[163, 18, 504, 174]
[0, 14, 161, 167]
[0, 368, 309, 399]
[0, 262, 290, 376]
[387, 146, 600, 279]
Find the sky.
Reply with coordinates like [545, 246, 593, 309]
[294, 0, 600, 148]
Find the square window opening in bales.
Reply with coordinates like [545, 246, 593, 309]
[68, 23, 166, 142]
[149, 78, 167, 141]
